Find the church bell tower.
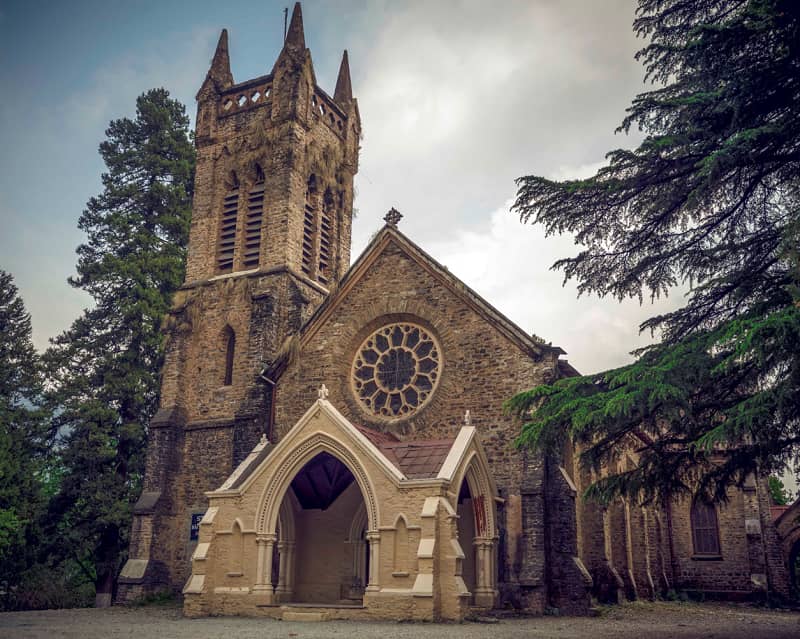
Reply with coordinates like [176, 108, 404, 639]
[117, 3, 361, 600]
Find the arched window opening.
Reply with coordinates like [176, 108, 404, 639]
[302, 175, 318, 277]
[217, 172, 240, 272]
[392, 516, 409, 574]
[318, 188, 335, 285]
[691, 500, 721, 556]
[243, 164, 265, 269]
[223, 326, 235, 386]
[230, 519, 245, 576]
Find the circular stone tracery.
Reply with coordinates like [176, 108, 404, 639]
[352, 322, 441, 419]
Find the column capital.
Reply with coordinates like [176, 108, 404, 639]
[365, 530, 381, 542]
[257, 532, 278, 544]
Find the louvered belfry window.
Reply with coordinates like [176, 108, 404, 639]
[691, 500, 721, 556]
[302, 175, 317, 277]
[217, 175, 240, 272]
[243, 168, 265, 269]
[318, 188, 334, 284]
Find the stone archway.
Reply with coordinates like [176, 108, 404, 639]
[278, 452, 367, 604]
[452, 453, 497, 608]
[253, 434, 381, 603]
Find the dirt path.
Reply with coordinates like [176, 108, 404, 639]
[1, 601, 799, 639]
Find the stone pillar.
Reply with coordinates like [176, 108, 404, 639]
[253, 533, 276, 603]
[276, 540, 291, 599]
[352, 539, 366, 589]
[285, 541, 296, 597]
[366, 531, 380, 591]
[473, 537, 495, 607]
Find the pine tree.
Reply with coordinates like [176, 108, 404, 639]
[508, 0, 800, 503]
[0, 270, 48, 605]
[44, 88, 195, 605]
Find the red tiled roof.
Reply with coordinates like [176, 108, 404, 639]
[355, 425, 454, 479]
[355, 425, 400, 447]
[771, 504, 789, 521]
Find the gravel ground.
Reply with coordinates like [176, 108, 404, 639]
[1, 601, 799, 639]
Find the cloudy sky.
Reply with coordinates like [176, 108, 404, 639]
[0, 0, 684, 374]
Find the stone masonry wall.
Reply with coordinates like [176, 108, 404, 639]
[120, 22, 357, 598]
[270, 236, 571, 611]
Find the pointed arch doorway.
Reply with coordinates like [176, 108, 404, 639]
[455, 458, 498, 608]
[271, 451, 371, 605]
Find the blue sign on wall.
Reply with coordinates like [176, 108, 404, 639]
[190, 512, 205, 541]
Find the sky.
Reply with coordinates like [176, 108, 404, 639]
[0, 0, 686, 375]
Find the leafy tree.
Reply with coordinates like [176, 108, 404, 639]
[768, 476, 792, 506]
[508, 0, 800, 503]
[0, 270, 48, 605]
[44, 88, 195, 606]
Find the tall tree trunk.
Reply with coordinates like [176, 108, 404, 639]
[95, 570, 115, 607]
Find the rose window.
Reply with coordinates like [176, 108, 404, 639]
[352, 323, 441, 418]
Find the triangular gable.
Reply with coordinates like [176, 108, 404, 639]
[437, 426, 498, 494]
[298, 224, 564, 361]
[210, 394, 407, 497]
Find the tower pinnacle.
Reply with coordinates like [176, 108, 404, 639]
[284, 2, 306, 50]
[334, 50, 353, 105]
[206, 29, 234, 90]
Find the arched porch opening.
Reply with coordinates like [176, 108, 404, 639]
[457, 479, 477, 598]
[269, 451, 370, 605]
[454, 456, 497, 608]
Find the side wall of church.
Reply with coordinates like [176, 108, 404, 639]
[567, 441, 790, 602]
[270, 239, 582, 611]
[669, 478, 789, 597]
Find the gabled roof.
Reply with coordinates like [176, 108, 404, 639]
[355, 425, 454, 479]
[211, 395, 480, 493]
[298, 223, 564, 360]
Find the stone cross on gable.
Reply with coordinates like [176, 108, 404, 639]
[318, 384, 329, 400]
[384, 207, 403, 227]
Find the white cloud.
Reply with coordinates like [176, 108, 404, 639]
[421, 199, 684, 374]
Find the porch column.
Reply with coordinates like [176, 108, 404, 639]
[473, 537, 495, 607]
[366, 531, 381, 591]
[284, 541, 296, 595]
[253, 533, 276, 601]
[276, 540, 289, 598]
[350, 538, 366, 589]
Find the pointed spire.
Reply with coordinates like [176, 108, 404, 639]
[207, 29, 233, 89]
[334, 50, 353, 105]
[285, 2, 306, 51]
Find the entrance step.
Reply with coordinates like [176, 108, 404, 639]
[282, 610, 327, 622]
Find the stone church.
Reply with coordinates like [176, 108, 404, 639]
[117, 4, 790, 620]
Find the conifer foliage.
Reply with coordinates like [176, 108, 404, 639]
[44, 89, 195, 605]
[508, 0, 800, 503]
[0, 271, 48, 603]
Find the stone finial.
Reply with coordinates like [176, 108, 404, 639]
[259, 433, 268, 446]
[285, 2, 306, 50]
[318, 383, 329, 400]
[334, 50, 353, 105]
[206, 29, 234, 90]
[464, 410, 471, 426]
[384, 207, 403, 227]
